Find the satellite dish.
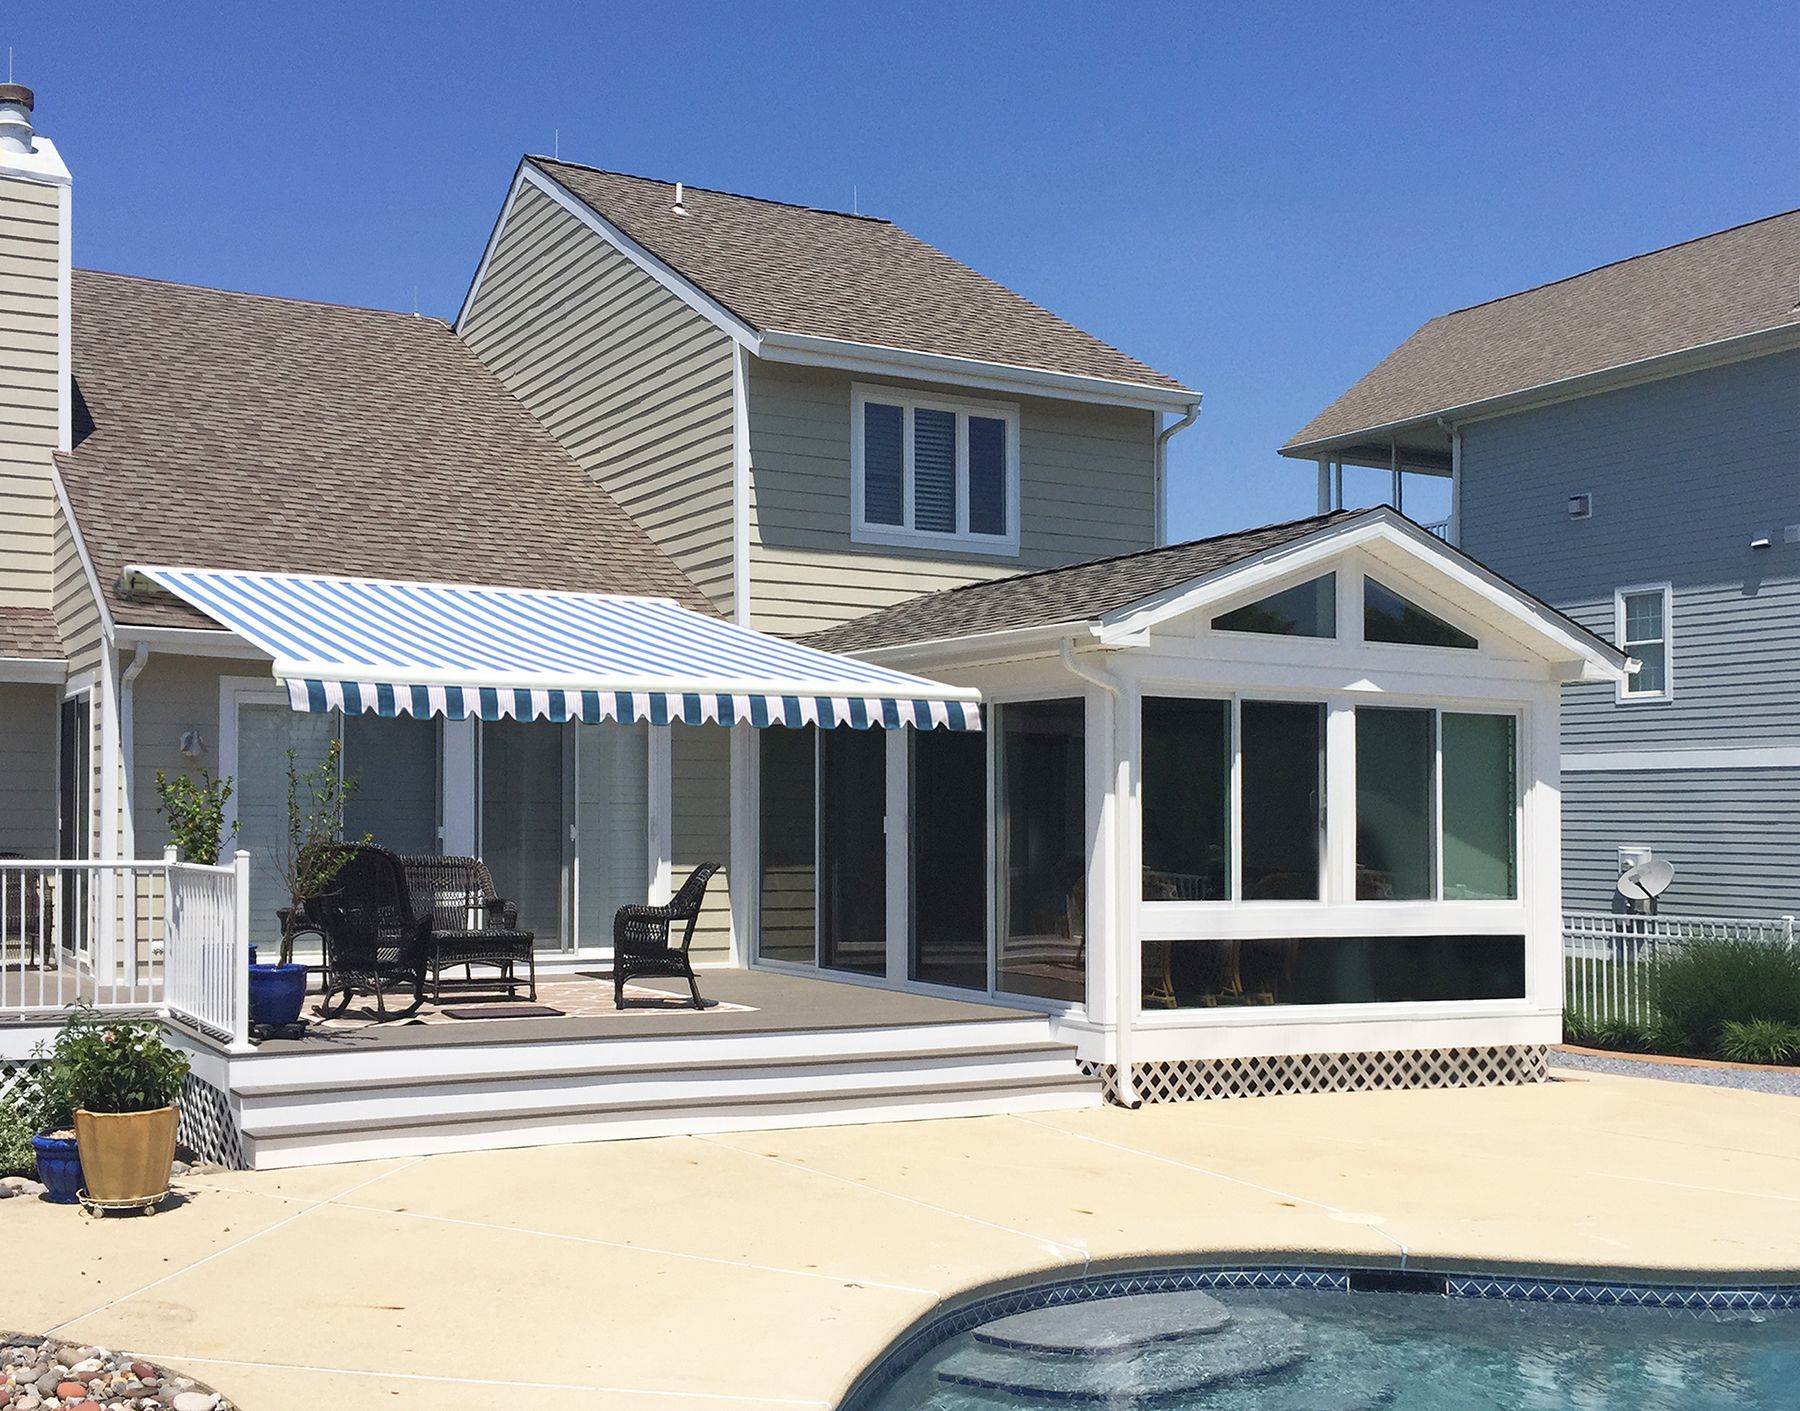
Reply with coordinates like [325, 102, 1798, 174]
[1618, 858, 1675, 914]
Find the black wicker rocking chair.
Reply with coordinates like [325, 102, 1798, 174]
[612, 862, 719, 1010]
[312, 843, 430, 1021]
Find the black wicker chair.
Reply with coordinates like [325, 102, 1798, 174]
[0, 853, 54, 965]
[399, 854, 537, 1003]
[312, 843, 429, 1020]
[612, 862, 719, 1010]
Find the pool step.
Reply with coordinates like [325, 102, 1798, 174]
[974, 1290, 1232, 1355]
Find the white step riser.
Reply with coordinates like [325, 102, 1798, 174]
[240, 1050, 1086, 1138]
[246, 1083, 1102, 1170]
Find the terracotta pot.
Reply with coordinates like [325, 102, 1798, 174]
[73, 1106, 179, 1205]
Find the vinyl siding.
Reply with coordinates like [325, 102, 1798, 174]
[1563, 767, 1800, 916]
[0, 681, 56, 854]
[127, 655, 241, 856]
[0, 176, 61, 611]
[1458, 350, 1800, 916]
[51, 496, 102, 675]
[460, 182, 737, 615]
[670, 724, 732, 962]
[746, 359, 1157, 634]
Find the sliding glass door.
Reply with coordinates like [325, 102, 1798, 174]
[819, 728, 886, 974]
[480, 720, 569, 949]
[995, 699, 1087, 1003]
[574, 722, 651, 951]
[910, 729, 987, 989]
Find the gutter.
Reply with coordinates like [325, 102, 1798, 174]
[1154, 399, 1203, 545]
[1058, 637, 1141, 1108]
[119, 642, 150, 859]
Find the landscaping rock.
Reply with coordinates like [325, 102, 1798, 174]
[0, 1336, 234, 1411]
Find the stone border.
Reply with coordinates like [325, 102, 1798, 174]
[1552, 1046, 1800, 1097]
[2, 1334, 238, 1411]
[836, 1264, 1800, 1411]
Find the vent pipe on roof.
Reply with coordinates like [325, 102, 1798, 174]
[0, 83, 34, 155]
[673, 181, 686, 216]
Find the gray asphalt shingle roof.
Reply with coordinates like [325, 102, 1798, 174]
[1287, 208, 1800, 450]
[803, 511, 1361, 654]
[59, 269, 711, 630]
[532, 158, 1192, 395]
[0, 607, 62, 659]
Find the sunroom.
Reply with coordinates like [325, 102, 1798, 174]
[788, 508, 1631, 1100]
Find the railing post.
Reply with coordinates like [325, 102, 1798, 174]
[232, 849, 253, 1050]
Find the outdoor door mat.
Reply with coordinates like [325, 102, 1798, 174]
[444, 1004, 565, 1020]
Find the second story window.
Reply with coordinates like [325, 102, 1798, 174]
[1617, 584, 1673, 701]
[851, 384, 1020, 555]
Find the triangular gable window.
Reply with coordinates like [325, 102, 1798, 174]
[1364, 578, 1478, 649]
[1211, 573, 1336, 638]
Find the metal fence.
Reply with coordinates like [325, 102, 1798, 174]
[0, 850, 251, 1049]
[1562, 910, 1798, 1027]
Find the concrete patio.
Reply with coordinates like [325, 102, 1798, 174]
[7, 1069, 1798, 1410]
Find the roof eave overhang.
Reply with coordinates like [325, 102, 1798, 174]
[0, 657, 68, 684]
[1280, 320, 1800, 462]
[756, 330, 1202, 413]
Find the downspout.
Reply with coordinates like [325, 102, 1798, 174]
[1153, 398, 1202, 547]
[119, 642, 149, 860]
[1059, 637, 1141, 1108]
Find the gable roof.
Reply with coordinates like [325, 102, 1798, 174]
[804, 507, 1625, 676]
[1285, 208, 1800, 454]
[525, 158, 1193, 399]
[58, 269, 711, 631]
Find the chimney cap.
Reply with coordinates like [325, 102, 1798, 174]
[0, 85, 33, 111]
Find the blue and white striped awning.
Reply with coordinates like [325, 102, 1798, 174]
[127, 567, 981, 730]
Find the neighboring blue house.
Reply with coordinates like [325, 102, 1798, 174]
[1283, 210, 1800, 918]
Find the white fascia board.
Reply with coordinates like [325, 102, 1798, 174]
[458, 160, 761, 350]
[822, 620, 1088, 669]
[114, 624, 271, 660]
[1094, 509, 1630, 678]
[0, 658, 67, 683]
[1282, 321, 1800, 461]
[756, 329, 1202, 414]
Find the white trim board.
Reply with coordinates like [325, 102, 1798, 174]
[1562, 746, 1800, 772]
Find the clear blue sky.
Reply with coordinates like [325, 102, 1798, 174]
[7, 2, 1798, 539]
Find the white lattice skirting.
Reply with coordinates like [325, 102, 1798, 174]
[1085, 1045, 1550, 1105]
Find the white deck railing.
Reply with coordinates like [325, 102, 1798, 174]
[0, 850, 251, 1049]
[1562, 909, 1798, 1027]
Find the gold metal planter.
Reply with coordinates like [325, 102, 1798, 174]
[73, 1106, 179, 1207]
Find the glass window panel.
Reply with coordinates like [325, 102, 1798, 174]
[1212, 574, 1336, 637]
[1140, 697, 1229, 902]
[1628, 641, 1667, 694]
[1623, 592, 1664, 642]
[343, 715, 440, 857]
[1364, 578, 1478, 649]
[819, 727, 887, 974]
[911, 406, 957, 533]
[996, 699, 1086, 1002]
[1442, 713, 1517, 900]
[862, 402, 904, 526]
[236, 703, 337, 951]
[1147, 933, 1525, 1007]
[968, 415, 1007, 537]
[757, 726, 817, 965]
[1355, 707, 1435, 900]
[910, 729, 988, 989]
[480, 721, 569, 950]
[1239, 701, 1324, 900]
[575, 722, 650, 947]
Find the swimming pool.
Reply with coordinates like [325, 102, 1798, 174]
[849, 1267, 1800, 1410]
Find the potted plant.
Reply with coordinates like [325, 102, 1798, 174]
[20, 1051, 82, 1204]
[249, 739, 361, 1029]
[52, 1004, 190, 1207]
[154, 766, 236, 865]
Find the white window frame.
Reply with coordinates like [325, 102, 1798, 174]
[1615, 583, 1674, 703]
[850, 382, 1021, 556]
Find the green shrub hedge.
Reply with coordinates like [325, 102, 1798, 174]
[1649, 938, 1800, 1056]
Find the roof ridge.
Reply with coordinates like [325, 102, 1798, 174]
[937, 508, 1362, 596]
[74, 266, 449, 326]
[528, 156, 891, 225]
[1436, 206, 1800, 322]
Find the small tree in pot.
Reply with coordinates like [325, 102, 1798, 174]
[51, 1003, 191, 1208]
[154, 768, 237, 865]
[249, 739, 363, 1029]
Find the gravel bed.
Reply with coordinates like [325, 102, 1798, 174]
[1, 1334, 236, 1411]
[1552, 1048, 1800, 1097]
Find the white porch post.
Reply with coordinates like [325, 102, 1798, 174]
[1525, 685, 1563, 1017]
[651, 725, 675, 907]
[883, 728, 908, 981]
[1081, 682, 1122, 1067]
[726, 724, 752, 963]
[440, 716, 477, 855]
[1316, 458, 1331, 514]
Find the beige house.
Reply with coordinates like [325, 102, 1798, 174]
[0, 86, 1625, 1166]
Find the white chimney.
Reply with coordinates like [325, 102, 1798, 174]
[0, 84, 34, 155]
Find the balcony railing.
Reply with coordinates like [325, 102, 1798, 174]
[0, 851, 251, 1048]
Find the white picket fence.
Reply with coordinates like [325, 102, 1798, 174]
[1562, 910, 1798, 1027]
[0, 850, 251, 1049]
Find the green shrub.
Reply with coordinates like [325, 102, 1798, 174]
[1650, 938, 1800, 1055]
[1718, 1017, 1800, 1066]
[0, 1102, 35, 1177]
[49, 1005, 190, 1115]
[1591, 1019, 1654, 1053]
[1562, 1006, 1597, 1045]
[154, 768, 236, 865]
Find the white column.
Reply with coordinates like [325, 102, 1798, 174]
[650, 725, 675, 906]
[726, 724, 754, 964]
[440, 717, 477, 855]
[1316, 458, 1332, 514]
[1525, 686, 1563, 1016]
[1324, 699, 1359, 906]
[884, 728, 908, 981]
[1083, 684, 1118, 1039]
[1114, 675, 1143, 1035]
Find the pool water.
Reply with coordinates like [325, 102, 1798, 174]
[866, 1285, 1800, 1410]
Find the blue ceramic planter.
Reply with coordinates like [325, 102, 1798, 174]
[31, 1131, 83, 1204]
[248, 960, 309, 1029]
